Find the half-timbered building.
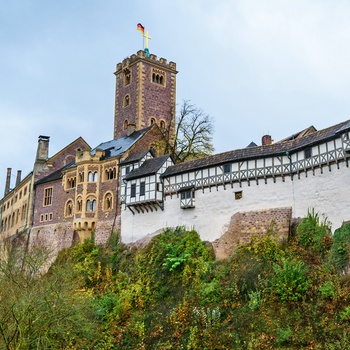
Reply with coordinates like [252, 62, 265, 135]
[121, 119, 350, 257]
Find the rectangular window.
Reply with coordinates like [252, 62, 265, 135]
[140, 182, 145, 196]
[44, 187, 53, 206]
[180, 189, 195, 209]
[235, 191, 243, 200]
[304, 148, 312, 159]
[223, 164, 231, 173]
[131, 184, 136, 198]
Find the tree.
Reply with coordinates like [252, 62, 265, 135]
[0, 241, 97, 349]
[163, 100, 215, 162]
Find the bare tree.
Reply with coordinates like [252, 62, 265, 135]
[163, 100, 214, 162]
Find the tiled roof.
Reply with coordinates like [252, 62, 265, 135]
[162, 119, 350, 178]
[91, 126, 152, 158]
[124, 155, 172, 180]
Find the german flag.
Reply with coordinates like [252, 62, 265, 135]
[137, 23, 144, 35]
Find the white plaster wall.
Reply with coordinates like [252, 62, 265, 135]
[121, 162, 350, 243]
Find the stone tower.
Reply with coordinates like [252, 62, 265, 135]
[113, 50, 177, 140]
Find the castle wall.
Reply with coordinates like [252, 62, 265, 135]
[121, 160, 350, 244]
[29, 222, 75, 256]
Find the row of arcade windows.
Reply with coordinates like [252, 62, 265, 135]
[40, 213, 53, 222]
[123, 118, 166, 130]
[123, 70, 165, 86]
[65, 193, 114, 217]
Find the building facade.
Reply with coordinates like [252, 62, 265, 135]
[1, 47, 350, 260]
[120, 120, 350, 257]
[0, 50, 177, 252]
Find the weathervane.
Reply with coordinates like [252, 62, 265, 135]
[137, 23, 151, 57]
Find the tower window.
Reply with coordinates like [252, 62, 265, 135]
[124, 120, 128, 130]
[150, 118, 156, 125]
[152, 72, 165, 86]
[124, 94, 130, 107]
[123, 68, 131, 85]
[160, 120, 165, 129]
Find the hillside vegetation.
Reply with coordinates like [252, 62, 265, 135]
[1, 211, 350, 349]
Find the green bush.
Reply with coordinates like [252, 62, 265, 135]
[297, 209, 332, 257]
[330, 223, 350, 273]
[319, 280, 337, 300]
[272, 258, 310, 302]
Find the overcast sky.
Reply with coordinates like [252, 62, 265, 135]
[1, 0, 350, 193]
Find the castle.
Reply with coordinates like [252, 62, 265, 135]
[1, 48, 350, 259]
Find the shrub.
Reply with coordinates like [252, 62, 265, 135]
[318, 280, 337, 300]
[272, 258, 310, 302]
[330, 223, 350, 273]
[297, 209, 332, 258]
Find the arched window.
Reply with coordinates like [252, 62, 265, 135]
[160, 120, 165, 129]
[65, 200, 74, 217]
[124, 120, 128, 130]
[124, 94, 130, 107]
[87, 171, 98, 182]
[105, 167, 116, 180]
[76, 197, 82, 212]
[150, 118, 156, 125]
[91, 200, 97, 212]
[86, 198, 97, 212]
[104, 192, 113, 211]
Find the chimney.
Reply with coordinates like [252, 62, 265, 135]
[36, 135, 50, 161]
[262, 135, 272, 146]
[4, 168, 11, 196]
[16, 170, 22, 187]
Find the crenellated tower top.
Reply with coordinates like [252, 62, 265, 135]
[113, 50, 177, 140]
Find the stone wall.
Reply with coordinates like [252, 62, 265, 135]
[29, 222, 75, 257]
[212, 207, 292, 260]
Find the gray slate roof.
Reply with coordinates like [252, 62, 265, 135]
[162, 119, 350, 178]
[34, 162, 75, 186]
[91, 127, 152, 158]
